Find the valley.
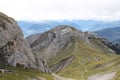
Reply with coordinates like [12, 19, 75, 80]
[0, 12, 120, 80]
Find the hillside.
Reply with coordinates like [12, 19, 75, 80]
[0, 11, 120, 80]
[27, 25, 120, 80]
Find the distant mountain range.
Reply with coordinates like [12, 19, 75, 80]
[17, 20, 120, 37]
[95, 27, 120, 43]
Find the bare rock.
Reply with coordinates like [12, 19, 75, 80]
[0, 12, 36, 68]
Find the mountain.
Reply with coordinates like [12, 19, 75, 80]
[18, 20, 120, 36]
[95, 27, 120, 43]
[0, 12, 54, 80]
[1, 12, 120, 80]
[27, 25, 120, 80]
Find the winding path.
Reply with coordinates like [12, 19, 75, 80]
[52, 73, 75, 80]
[79, 59, 88, 80]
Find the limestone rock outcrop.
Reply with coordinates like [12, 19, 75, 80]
[0, 12, 36, 68]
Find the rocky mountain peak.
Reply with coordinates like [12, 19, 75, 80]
[28, 25, 81, 52]
[51, 25, 76, 32]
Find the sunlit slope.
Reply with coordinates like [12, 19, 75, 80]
[27, 25, 120, 80]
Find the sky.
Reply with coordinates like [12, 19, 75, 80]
[0, 0, 120, 21]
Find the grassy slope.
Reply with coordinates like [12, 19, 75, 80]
[113, 70, 120, 80]
[48, 37, 120, 80]
[0, 68, 53, 80]
[48, 37, 75, 67]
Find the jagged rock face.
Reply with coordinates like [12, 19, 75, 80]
[0, 12, 36, 68]
[27, 26, 76, 72]
[27, 26, 77, 59]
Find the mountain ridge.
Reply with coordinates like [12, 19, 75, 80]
[27, 25, 120, 80]
[0, 12, 120, 80]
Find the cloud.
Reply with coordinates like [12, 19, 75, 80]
[0, 0, 120, 21]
